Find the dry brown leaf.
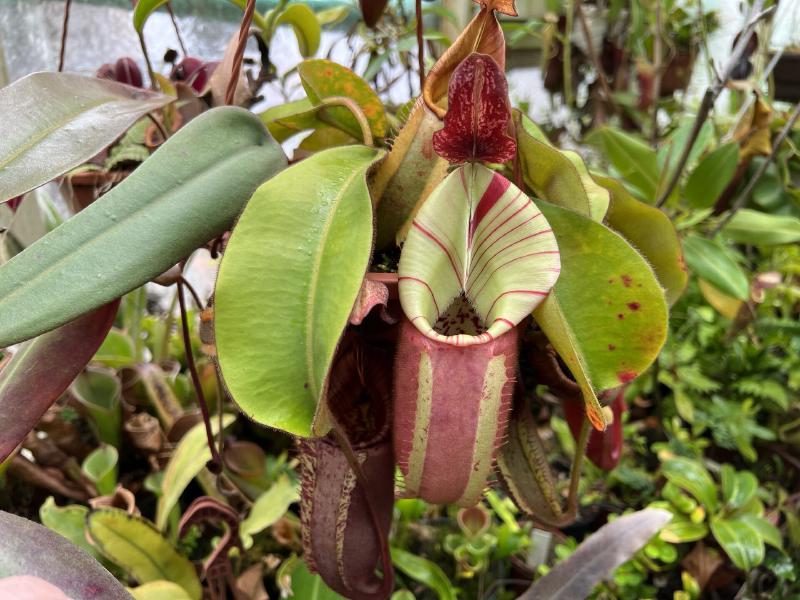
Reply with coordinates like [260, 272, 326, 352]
[473, 0, 518, 17]
[207, 31, 253, 107]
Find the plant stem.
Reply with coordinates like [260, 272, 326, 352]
[655, 0, 773, 208]
[225, 0, 257, 106]
[709, 101, 800, 236]
[176, 278, 222, 470]
[650, 0, 663, 145]
[146, 113, 169, 141]
[564, 416, 590, 521]
[137, 31, 157, 90]
[166, 2, 188, 56]
[575, 0, 617, 115]
[563, 0, 575, 108]
[58, 0, 73, 72]
[318, 96, 374, 146]
[416, 0, 425, 94]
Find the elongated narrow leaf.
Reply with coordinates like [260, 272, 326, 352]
[240, 475, 299, 548]
[276, 4, 321, 57]
[599, 175, 687, 305]
[0, 73, 169, 203]
[515, 111, 609, 221]
[399, 163, 560, 346]
[0, 301, 118, 462]
[156, 414, 235, 530]
[215, 146, 383, 437]
[684, 143, 739, 209]
[519, 509, 672, 599]
[682, 235, 749, 301]
[586, 127, 660, 202]
[721, 209, 800, 245]
[259, 98, 325, 142]
[391, 548, 457, 600]
[86, 509, 201, 600]
[298, 60, 388, 139]
[533, 203, 668, 430]
[0, 107, 286, 347]
[133, 0, 168, 32]
[0, 510, 130, 600]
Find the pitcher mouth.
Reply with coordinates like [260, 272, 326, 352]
[408, 293, 498, 346]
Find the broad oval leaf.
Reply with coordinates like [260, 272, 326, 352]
[240, 475, 299, 548]
[533, 203, 668, 429]
[721, 465, 758, 510]
[289, 560, 347, 600]
[684, 143, 739, 209]
[0, 301, 118, 462]
[720, 209, 800, 245]
[515, 111, 609, 221]
[298, 59, 388, 139]
[0, 107, 286, 347]
[129, 581, 193, 600]
[276, 3, 321, 57]
[710, 515, 765, 571]
[155, 414, 236, 530]
[0, 509, 130, 600]
[661, 456, 718, 512]
[586, 127, 660, 202]
[399, 163, 560, 345]
[659, 515, 709, 543]
[215, 145, 383, 437]
[519, 509, 672, 600]
[0, 72, 169, 203]
[86, 508, 201, 600]
[681, 235, 749, 301]
[599, 175, 688, 305]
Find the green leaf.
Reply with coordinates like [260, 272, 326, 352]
[391, 547, 457, 600]
[586, 127, 660, 202]
[258, 98, 325, 142]
[721, 465, 757, 511]
[682, 235, 749, 301]
[398, 163, 560, 345]
[289, 559, 347, 599]
[86, 508, 201, 600]
[662, 457, 718, 512]
[0, 107, 286, 347]
[93, 329, 137, 369]
[599, 175, 688, 305]
[720, 209, 800, 245]
[240, 475, 300, 548]
[515, 111, 609, 221]
[737, 514, 782, 550]
[0, 509, 130, 600]
[130, 581, 193, 600]
[276, 4, 321, 57]
[710, 515, 764, 570]
[298, 59, 388, 139]
[133, 0, 168, 32]
[684, 143, 739, 209]
[70, 368, 122, 448]
[39, 498, 100, 560]
[659, 120, 714, 182]
[215, 146, 382, 437]
[155, 414, 235, 530]
[82, 445, 118, 496]
[533, 202, 668, 429]
[0, 72, 170, 203]
[659, 514, 709, 543]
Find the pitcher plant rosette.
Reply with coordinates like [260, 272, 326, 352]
[0, 0, 677, 597]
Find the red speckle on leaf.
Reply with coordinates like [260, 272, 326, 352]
[617, 313, 625, 320]
[432, 53, 516, 164]
[627, 301, 641, 311]
[618, 370, 637, 384]
[621, 274, 633, 287]
[608, 344, 616, 350]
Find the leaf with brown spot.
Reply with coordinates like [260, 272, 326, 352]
[432, 53, 516, 164]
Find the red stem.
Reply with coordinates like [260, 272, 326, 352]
[226, 0, 257, 106]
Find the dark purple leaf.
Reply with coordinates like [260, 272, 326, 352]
[0, 510, 130, 600]
[432, 53, 516, 164]
[0, 300, 119, 462]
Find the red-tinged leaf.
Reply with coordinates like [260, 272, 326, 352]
[360, 0, 389, 27]
[0, 300, 119, 462]
[394, 318, 518, 507]
[432, 53, 516, 164]
[563, 388, 626, 471]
